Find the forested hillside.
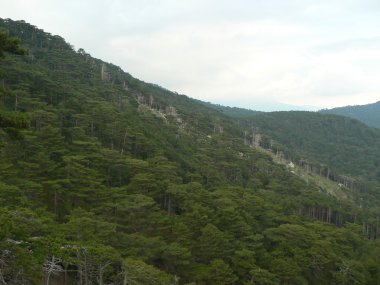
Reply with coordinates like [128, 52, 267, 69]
[200, 102, 262, 118]
[240, 111, 380, 206]
[1, 18, 380, 285]
[247, 112, 380, 180]
[320, 101, 380, 129]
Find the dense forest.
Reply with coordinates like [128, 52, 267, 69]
[320, 101, 380, 129]
[1, 18, 380, 285]
[244, 112, 380, 186]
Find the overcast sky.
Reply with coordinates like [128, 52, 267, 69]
[2, 0, 380, 111]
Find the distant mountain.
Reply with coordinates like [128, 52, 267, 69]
[200, 102, 262, 118]
[209, 99, 319, 112]
[201, 101, 317, 119]
[320, 101, 380, 128]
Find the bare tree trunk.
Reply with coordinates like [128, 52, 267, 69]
[168, 195, 171, 215]
[54, 189, 58, 217]
[0, 270, 7, 285]
[14, 93, 18, 111]
[99, 265, 103, 285]
[64, 268, 68, 285]
[90, 119, 94, 136]
[120, 129, 128, 156]
[46, 272, 51, 285]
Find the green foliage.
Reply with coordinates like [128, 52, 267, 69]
[0, 28, 26, 57]
[121, 258, 174, 285]
[201, 101, 262, 118]
[320, 101, 380, 129]
[246, 111, 380, 206]
[0, 17, 380, 285]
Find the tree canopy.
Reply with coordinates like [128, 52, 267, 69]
[1, 18, 380, 285]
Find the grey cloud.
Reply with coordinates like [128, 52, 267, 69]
[1, 0, 380, 110]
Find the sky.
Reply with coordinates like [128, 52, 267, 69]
[1, 0, 380, 111]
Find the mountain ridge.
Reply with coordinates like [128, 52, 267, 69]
[320, 100, 380, 128]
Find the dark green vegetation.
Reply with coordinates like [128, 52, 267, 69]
[247, 111, 380, 185]
[1, 18, 380, 285]
[0, 28, 26, 57]
[320, 101, 380, 129]
[201, 102, 262, 118]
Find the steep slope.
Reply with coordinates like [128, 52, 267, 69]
[320, 101, 380, 128]
[240, 111, 380, 206]
[1, 18, 380, 285]
[201, 106, 380, 199]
